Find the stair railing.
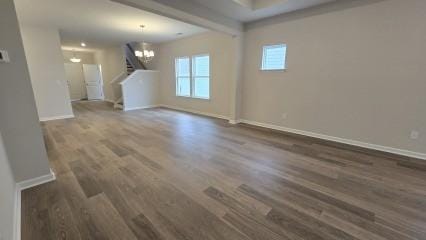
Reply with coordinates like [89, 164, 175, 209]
[110, 72, 127, 104]
[125, 43, 147, 70]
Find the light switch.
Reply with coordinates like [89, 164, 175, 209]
[0, 50, 10, 63]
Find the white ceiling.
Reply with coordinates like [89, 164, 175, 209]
[14, 0, 338, 50]
[191, 0, 337, 22]
[14, 0, 207, 50]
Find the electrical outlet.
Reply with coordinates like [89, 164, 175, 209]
[410, 130, 419, 140]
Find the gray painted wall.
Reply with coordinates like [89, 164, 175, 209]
[94, 46, 127, 102]
[154, 0, 426, 156]
[20, 25, 74, 120]
[0, 0, 51, 183]
[242, 0, 426, 154]
[0, 133, 16, 240]
[155, 31, 238, 118]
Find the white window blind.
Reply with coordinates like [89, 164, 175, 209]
[192, 55, 210, 99]
[261, 44, 287, 70]
[175, 55, 210, 99]
[175, 57, 191, 96]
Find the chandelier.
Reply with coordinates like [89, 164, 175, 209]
[70, 50, 81, 63]
[135, 25, 155, 63]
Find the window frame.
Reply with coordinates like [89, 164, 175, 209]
[191, 54, 210, 100]
[175, 54, 210, 100]
[175, 56, 191, 97]
[261, 44, 287, 71]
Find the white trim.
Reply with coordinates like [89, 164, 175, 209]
[159, 104, 230, 120]
[261, 44, 287, 71]
[13, 187, 21, 240]
[239, 119, 426, 161]
[120, 71, 136, 85]
[40, 115, 74, 122]
[175, 55, 211, 99]
[175, 56, 190, 97]
[124, 105, 160, 111]
[229, 119, 242, 125]
[110, 72, 126, 84]
[14, 169, 56, 240]
[120, 70, 159, 85]
[129, 70, 159, 72]
[16, 169, 56, 191]
[191, 54, 211, 99]
[96, 99, 426, 160]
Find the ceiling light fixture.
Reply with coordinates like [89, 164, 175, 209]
[81, 42, 86, 47]
[135, 25, 154, 63]
[70, 50, 81, 63]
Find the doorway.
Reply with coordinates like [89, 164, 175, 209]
[83, 64, 104, 100]
[65, 64, 104, 101]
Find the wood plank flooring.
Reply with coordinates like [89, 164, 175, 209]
[22, 101, 426, 240]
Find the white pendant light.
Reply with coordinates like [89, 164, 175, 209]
[70, 50, 81, 63]
[70, 57, 81, 63]
[135, 25, 154, 63]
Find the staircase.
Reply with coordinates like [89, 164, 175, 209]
[124, 43, 147, 71]
[111, 43, 149, 110]
[112, 59, 133, 110]
[126, 59, 135, 75]
[114, 96, 124, 109]
[111, 73, 126, 110]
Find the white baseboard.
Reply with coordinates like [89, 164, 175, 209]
[124, 105, 160, 111]
[14, 169, 56, 240]
[159, 104, 230, 120]
[115, 101, 426, 160]
[14, 187, 21, 240]
[239, 119, 426, 160]
[39, 115, 74, 122]
[16, 169, 56, 191]
[67, 98, 426, 160]
[229, 119, 242, 125]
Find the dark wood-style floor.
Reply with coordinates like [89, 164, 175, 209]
[22, 101, 426, 240]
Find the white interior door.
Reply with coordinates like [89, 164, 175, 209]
[83, 64, 104, 100]
[65, 63, 87, 101]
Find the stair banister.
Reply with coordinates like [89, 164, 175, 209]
[110, 72, 126, 84]
[119, 70, 159, 111]
[125, 43, 147, 70]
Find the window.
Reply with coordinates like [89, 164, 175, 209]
[261, 44, 287, 70]
[192, 55, 210, 99]
[176, 57, 191, 97]
[175, 54, 210, 99]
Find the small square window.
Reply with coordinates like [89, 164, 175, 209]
[261, 44, 287, 70]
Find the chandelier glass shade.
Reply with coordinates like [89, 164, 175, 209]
[135, 49, 154, 63]
[135, 25, 154, 63]
[70, 57, 81, 63]
[70, 51, 81, 63]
